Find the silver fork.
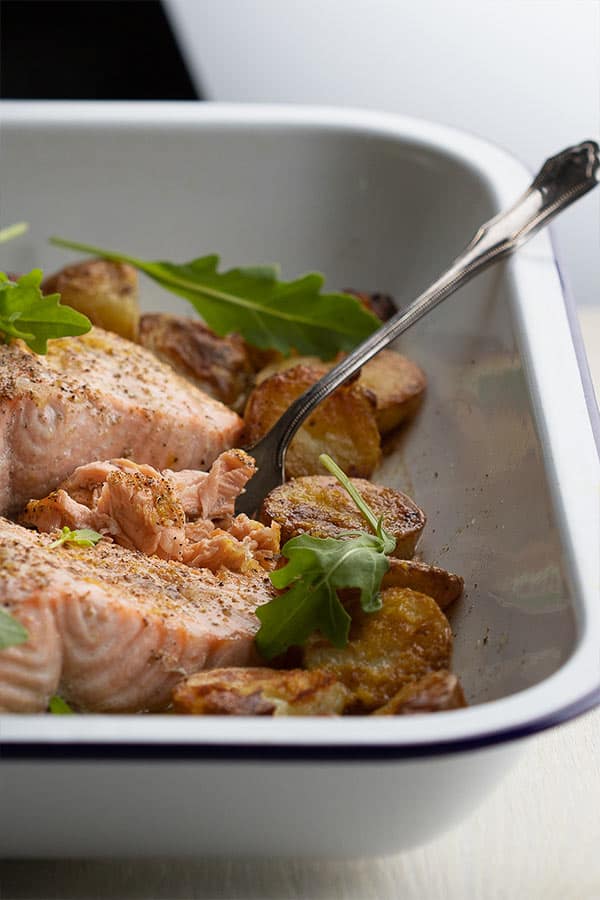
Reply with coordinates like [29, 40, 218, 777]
[236, 140, 600, 516]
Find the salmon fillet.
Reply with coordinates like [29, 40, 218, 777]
[0, 328, 243, 516]
[0, 517, 272, 713]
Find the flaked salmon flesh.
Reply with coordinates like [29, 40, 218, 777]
[0, 517, 273, 713]
[23, 450, 280, 572]
[0, 328, 243, 516]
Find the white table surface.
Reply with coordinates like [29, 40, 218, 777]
[2, 306, 600, 900]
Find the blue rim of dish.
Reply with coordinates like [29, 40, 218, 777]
[2, 680, 600, 761]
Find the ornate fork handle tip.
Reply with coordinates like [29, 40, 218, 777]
[532, 140, 600, 191]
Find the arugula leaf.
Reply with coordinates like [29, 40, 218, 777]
[50, 237, 380, 358]
[0, 608, 29, 651]
[0, 270, 92, 354]
[255, 454, 396, 660]
[319, 453, 396, 554]
[48, 526, 103, 549]
[48, 695, 74, 714]
[0, 221, 29, 243]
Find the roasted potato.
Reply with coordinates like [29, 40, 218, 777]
[244, 344, 284, 374]
[42, 258, 140, 341]
[260, 475, 425, 558]
[254, 350, 425, 436]
[172, 666, 351, 715]
[372, 670, 467, 715]
[138, 313, 254, 409]
[303, 587, 453, 712]
[243, 363, 381, 479]
[382, 558, 463, 609]
[254, 354, 335, 386]
[358, 350, 427, 435]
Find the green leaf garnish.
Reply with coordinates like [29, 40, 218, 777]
[0, 607, 29, 650]
[48, 526, 103, 549]
[255, 454, 396, 659]
[319, 453, 396, 554]
[48, 695, 74, 714]
[50, 237, 380, 358]
[0, 269, 92, 354]
[0, 221, 29, 243]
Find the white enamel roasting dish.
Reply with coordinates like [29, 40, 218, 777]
[0, 103, 598, 858]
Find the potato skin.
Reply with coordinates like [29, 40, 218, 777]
[303, 587, 453, 712]
[372, 670, 467, 715]
[254, 350, 425, 436]
[254, 354, 335, 386]
[260, 475, 425, 558]
[358, 350, 427, 435]
[244, 364, 381, 479]
[172, 667, 350, 715]
[138, 313, 253, 409]
[42, 258, 139, 341]
[382, 558, 463, 609]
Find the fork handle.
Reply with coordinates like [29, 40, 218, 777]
[270, 139, 599, 465]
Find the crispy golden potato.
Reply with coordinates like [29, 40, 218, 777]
[260, 475, 425, 558]
[42, 258, 139, 341]
[254, 350, 425, 436]
[243, 364, 381, 479]
[358, 350, 427, 435]
[382, 558, 463, 609]
[372, 670, 466, 715]
[303, 587, 453, 712]
[138, 313, 254, 409]
[172, 667, 351, 715]
[254, 354, 334, 386]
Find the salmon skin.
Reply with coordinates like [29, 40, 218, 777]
[0, 517, 272, 713]
[0, 328, 243, 516]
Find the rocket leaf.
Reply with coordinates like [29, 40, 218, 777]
[48, 527, 103, 549]
[50, 237, 380, 358]
[0, 608, 29, 651]
[48, 695, 74, 714]
[0, 270, 91, 354]
[0, 221, 29, 243]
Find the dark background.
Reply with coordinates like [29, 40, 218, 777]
[0, 0, 201, 99]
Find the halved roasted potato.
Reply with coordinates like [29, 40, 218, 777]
[382, 558, 463, 609]
[243, 363, 381, 479]
[42, 258, 140, 341]
[172, 667, 351, 715]
[138, 313, 254, 409]
[260, 475, 425, 558]
[372, 670, 467, 715]
[254, 350, 425, 436]
[358, 350, 427, 435]
[254, 354, 335, 386]
[303, 587, 453, 712]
